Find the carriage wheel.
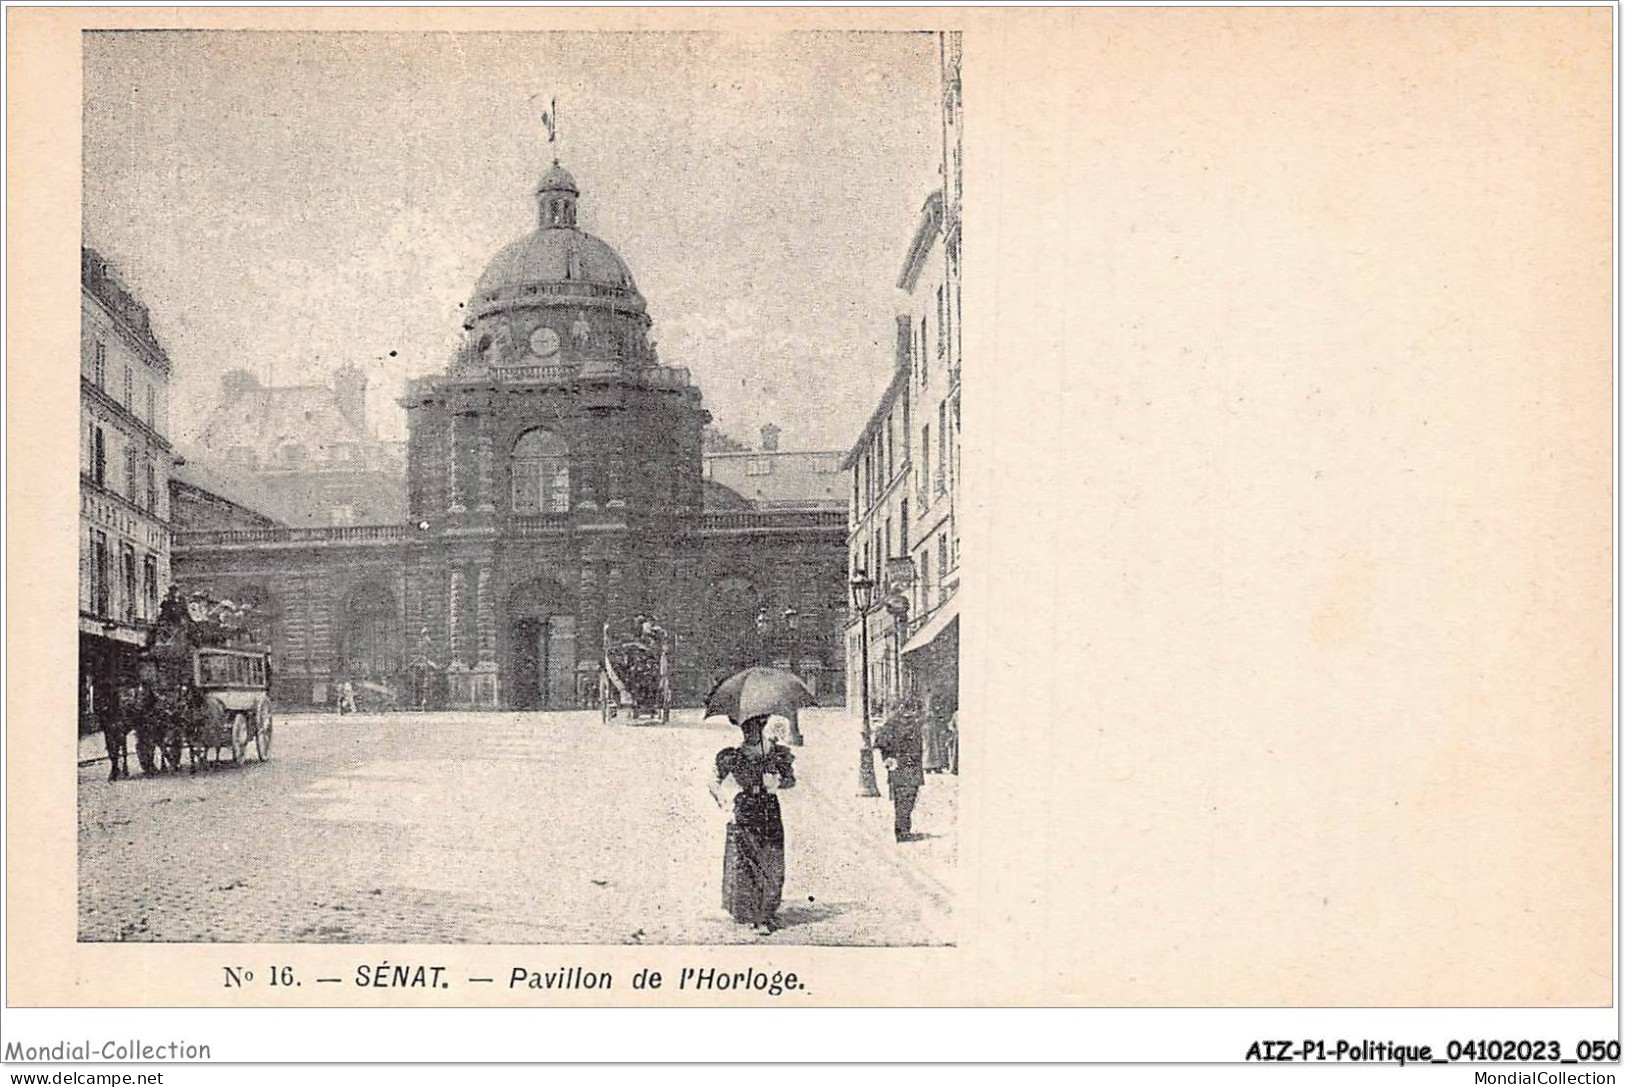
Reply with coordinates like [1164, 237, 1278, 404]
[229, 714, 248, 766]
[255, 704, 273, 761]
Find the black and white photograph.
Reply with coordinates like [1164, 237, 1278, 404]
[7, 3, 1615, 1064]
[76, 28, 963, 946]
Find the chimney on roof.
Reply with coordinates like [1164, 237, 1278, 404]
[759, 423, 781, 452]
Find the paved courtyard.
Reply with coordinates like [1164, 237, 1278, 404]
[78, 707, 956, 945]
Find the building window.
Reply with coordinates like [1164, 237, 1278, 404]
[901, 381, 911, 454]
[123, 363, 133, 408]
[119, 543, 137, 623]
[900, 499, 910, 555]
[746, 457, 772, 476]
[512, 428, 570, 514]
[920, 422, 931, 501]
[91, 425, 106, 487]
[93, 342, 106, 388]
[936, 286, 946, 361]
[91, 531, 110, 617]
[146, 385, 157, 428]
[919, 547, 932, 611]
[144, 460, 157, 512]
[142, 554, 158, 620]
[919, 316, 929, 387]
[125, 446, 138, 500]
[938, 401, 949, 495]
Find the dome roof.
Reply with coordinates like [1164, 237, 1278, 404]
[473, 228, 640, 298]
[471, 160, 645, 312]
[536, 160, 578, 195]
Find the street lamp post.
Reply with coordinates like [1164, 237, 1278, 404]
[850, 570, 881, 797]
[782, 605, 803, 746]
[755, 607, 768, 666]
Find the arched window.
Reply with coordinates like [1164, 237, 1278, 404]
[512, 429, 570, 514]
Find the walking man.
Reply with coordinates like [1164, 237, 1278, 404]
[875, 696, 926, 842]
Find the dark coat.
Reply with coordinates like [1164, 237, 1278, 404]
[875, 713, 925, 791]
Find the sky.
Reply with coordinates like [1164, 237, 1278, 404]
[82, 30, 943, 449]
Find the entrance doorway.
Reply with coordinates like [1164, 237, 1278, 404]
[509, 615, 577, 709]
[506, 575, 576, 710]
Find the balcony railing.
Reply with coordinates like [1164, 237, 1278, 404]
[698, 509, 847, 534]
[414, 361, 692, 391]
[173, 524, 411, 549]
[494, 363, 579, 385]
[509, 513, 572, 536]
[474, 280, 638, 310]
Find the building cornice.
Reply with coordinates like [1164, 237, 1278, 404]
[81, 477, 171, 533]
[840, 362, 911, 471]
[81, 262, 173, 375]
[82, 378, 174, 452]
[898, 190, 945, 292]
[848, 459, 912, 538]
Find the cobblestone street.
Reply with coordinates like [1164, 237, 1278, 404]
[78, 708, 956, 945]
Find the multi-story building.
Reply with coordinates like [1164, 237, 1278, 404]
[844, 30, 962, 733]
[172, 157, 849, 710]
[841, 334, 915, 717]
[189, 365, 407, 528]
[79, 247, 176, 731]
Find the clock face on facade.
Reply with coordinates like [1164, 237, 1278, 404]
[529, 326, 561, 359]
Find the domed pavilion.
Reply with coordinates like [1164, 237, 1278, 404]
[174, 156, 849, 712]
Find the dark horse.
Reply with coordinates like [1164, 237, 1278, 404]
[107, 676, 200, 778]
[101, 687, 134, 781]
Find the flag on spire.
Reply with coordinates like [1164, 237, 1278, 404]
[541, 97, 557, 143]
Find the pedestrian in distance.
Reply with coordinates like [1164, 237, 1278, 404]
[710, 714, 796, 935]
[875, 696, 926, 842]
[922, 688, 947, 774]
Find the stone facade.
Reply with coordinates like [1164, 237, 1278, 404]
[80, 247, 177, 732]
[172, 160, 847, 711]
[844, 30, 962, 728]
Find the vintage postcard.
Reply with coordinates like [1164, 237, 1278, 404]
[4, 4, 1613, 1033]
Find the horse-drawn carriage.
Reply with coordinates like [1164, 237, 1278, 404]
[600, 615, 671, 725]
[110, 589, 274, 776]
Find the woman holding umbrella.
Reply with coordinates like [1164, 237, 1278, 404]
[706, 667, 813, 935]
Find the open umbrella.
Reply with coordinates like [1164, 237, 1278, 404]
[705, 666, 816, 725]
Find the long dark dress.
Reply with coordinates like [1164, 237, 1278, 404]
[716, 742, 796, 924]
